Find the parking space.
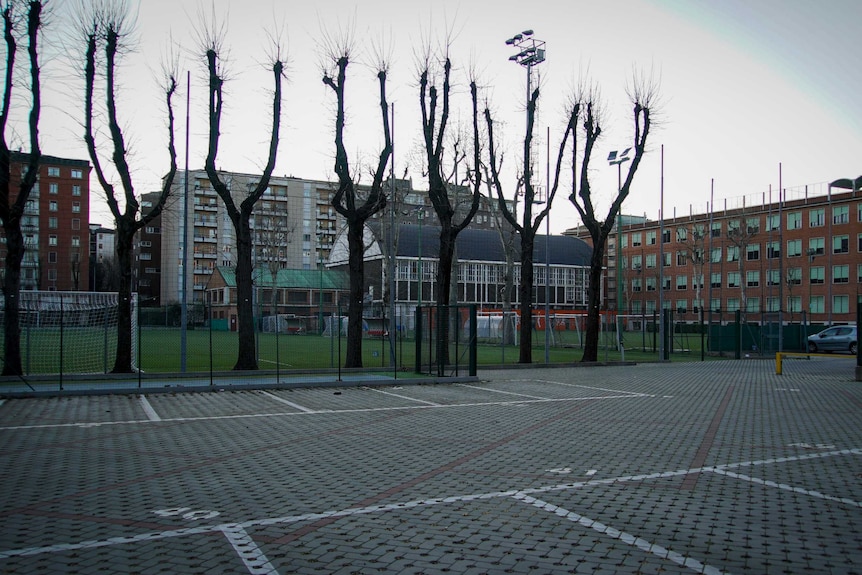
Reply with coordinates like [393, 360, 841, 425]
[1, 359, 860, 574]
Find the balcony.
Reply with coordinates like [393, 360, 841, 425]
[194, 236, 217, 243]
[194, 252, 217, 259]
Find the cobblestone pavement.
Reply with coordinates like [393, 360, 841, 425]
[0, 358, 860, 574]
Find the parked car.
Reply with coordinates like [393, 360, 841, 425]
[807, 325, 857, 354]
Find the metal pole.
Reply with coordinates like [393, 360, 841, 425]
[389, 102, 397, 368]
[778, 163, 784, 351]
[617, 162, 624, 361]
[545, 126, 550, 364]
[658, 144, 665, 360]
[180, 70, 190, 372]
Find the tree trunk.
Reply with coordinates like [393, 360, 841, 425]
[582, 239, 606, 362]
[233, 217, 258, 370]
[344, 219, 365, 367]
[2, 221, 24, 375]
[518, 234, 534, 363]
[436, 222, 455, 367]
[112, 224, 134, 373]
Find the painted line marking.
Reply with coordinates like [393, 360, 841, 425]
[138, 396, 161, 422]
[513, 494, 731, 575]
[532, 379, 652, 397]
[0, 394, 647, 432]
[363, 386, 441, 406]
[546, 468, 572, 474]
[1, 448, 858, 564]
[585, 469, 597, 476]
[258, 391, 315, 413]
[705, 468, 862, 508]
[220, 524, 280, 575]
[457, 383, 551, 400]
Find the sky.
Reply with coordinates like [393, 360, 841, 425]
[22, 0, 862, 233]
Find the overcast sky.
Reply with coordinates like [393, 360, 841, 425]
[29, 0, 862, 233]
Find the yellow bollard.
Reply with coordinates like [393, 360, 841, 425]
[776, 352, 783, 375]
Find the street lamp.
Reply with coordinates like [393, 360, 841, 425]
[506, 29, 547, 360]
[608, 148, 631, 358]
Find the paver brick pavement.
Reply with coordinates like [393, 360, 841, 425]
[0, 357, 860, 573]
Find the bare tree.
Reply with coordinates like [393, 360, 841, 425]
[481, 166, 519, 346]
[0, 0, 42, 375]
[322, 38, 392, 368]
[82, 2, 178, 372]
[559, 79, 656, 362]
[677, 223, 707, 320]
[418, 53, 483, 365]
[256, 210, 293, 318]
[201, 22, 285, 370]
[485, 84, 562, 363]
[726, 215, 758, 322]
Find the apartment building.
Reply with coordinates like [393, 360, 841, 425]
[160, 170, 514, 306]
[132, 192, 164, 305]
[2, 153, 91, 291]
[612, 179, 861, 325]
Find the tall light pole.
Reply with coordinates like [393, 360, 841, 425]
[608, 148, 631, 358]
[506, 29, 546, 360]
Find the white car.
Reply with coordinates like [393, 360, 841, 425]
[807, 325, 858, 354]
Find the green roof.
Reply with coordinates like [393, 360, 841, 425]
[214, 267, 349, 290]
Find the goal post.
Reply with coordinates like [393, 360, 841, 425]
[0, 291, 137, 375]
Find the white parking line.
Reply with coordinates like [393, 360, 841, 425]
[532, 379, 651, 397]
[220, 524, 279, 575]
[364, 386, 441, 406]
[138, 396, 161, 421]
[706, 468, 862, 508]
[258, 391, 315, 412]
[513, 494, 731, 575]
[457, 383, 551, 400]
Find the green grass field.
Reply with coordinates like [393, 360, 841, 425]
[2, 326, 714, 375]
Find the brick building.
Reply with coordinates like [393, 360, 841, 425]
[605, 178, 861, 325]
[3, 153, 91, 291]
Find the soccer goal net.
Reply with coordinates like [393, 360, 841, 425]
[0, 291, 137, 375]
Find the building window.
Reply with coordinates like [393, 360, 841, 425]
[727, 298, 740, 312]
[727, 220, 740, 234]
[766, 297, 780, 312]
[727, 272, 740, 288]
[47, 166, 60, 177]
[809, 267, 824, 284]
[663, 253, 671, 267]
[620, 234, 628, 249]
[646, 254, 656, 269]
[711, 222, 721, 238]
[710, 298, 721, 312]
[631, 232, 641, 247]
[48, 217, 58, 229]
[746, 270, 759, 287]
[808, 237, 825, 256]
[858, 263, 862, 283]
[71, 169, 83, 179]
[48, 252, 57, 263]
[787, 296, 802, 313]
[631, 254, 642, 270]
[676, 251, 686, 266]
[809, 208, 825, 228]
[646, 277, 656, 292]
[833, 235, 849, 254]
[676, 275, 687, 290]
[726, 246, 739, 262]
[676, 299, 687, 313]
[646, 231, 656, 245]
[48, 235, 57, 246]
[787, 212, 802, 230]
[746, 244, 760, 261]
[140, 253, 152, 261]
[809, 295, 824, 314]
[858, 233, 862, 252]
[631, 278, 642, 292]
[47, 269, 57, 281]
[747, 297, 760, 313]
[72, 185, 81, 196]
[766, 214, 779, 231]
[710, 272, 721, 289]
[140, 240, 152, 247]
[833, 295, 849, 314]
[48, 200, 58, 211]
[745, 217, 759, 233]
[661, 229, 671, 244]
[833, 264, 849, 284]
[787, 239, 802, 257]
[72, 219, 80, 230]
[833, 205, 849, 225]
[767, 241, 780, 259]
[72, 202, 81, 213]
[710, 247, 721, 263]
[676, 227, 687, 242]
[767, 269, 780, 286]
[49, 182, 58, 194]
[71, 236, 80, 247]
[787, 268, 802, 285]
